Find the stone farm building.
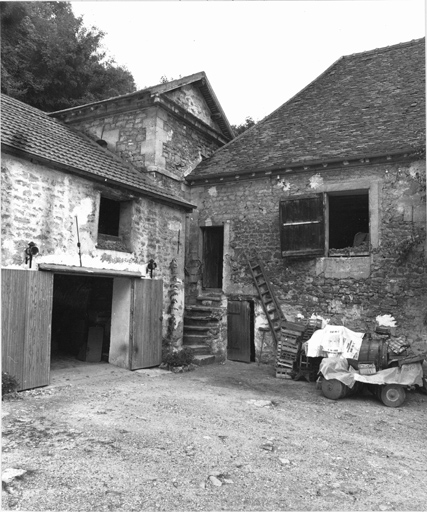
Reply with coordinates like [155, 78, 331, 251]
[1, 73, 233, 390]
[185, 38, 426, 363]
[1, 39, 426, 389]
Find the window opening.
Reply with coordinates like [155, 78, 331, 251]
[328, 192, 369, 254]
[98, 197, 120, 237]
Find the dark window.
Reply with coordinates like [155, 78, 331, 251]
[329, 192, 369, 251]
[280, 191, 370, 258]
[98, 197, 120, 237]
[280, 195, 325, 257]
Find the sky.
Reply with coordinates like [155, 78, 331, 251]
[70, 0, 425, 126]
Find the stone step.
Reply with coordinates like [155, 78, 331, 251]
[184, 315, 219, 325]
[193, 355, 216, 366]
[183, 325, 210, 333]
[197, 294, 222, 305]
[186, 305, 223, 313]
[183, 343, 211, 355]
[184, 334, 209, 345]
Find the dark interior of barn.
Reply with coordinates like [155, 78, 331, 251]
[51, 275, 114, 366]
[329, 193, 369, 250]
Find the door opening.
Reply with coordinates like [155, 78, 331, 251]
[227, 300, 255, 363]
[202, 226, 224, 289]
[51, 275, 113, 368]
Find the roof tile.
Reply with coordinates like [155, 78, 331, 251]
[1, 94, 194, 209]
[191, 38, 425, 178]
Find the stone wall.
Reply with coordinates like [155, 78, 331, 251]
[165, 85, 218, 129]
[1, 153, 187, 343]
[187, 158, 427, 358]
[64, 85, 225, 197]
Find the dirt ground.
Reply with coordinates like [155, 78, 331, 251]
[2, 359, 427, 512]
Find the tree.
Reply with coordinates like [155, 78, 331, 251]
[1, 1, 136, 111]
[231, 116, 256, 136]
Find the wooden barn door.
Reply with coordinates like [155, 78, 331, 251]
[130, 279, 163, 369]
[2, 269, 54, 391]
[227, 300, 252, 362]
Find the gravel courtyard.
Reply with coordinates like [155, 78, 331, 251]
[2, 360, 427, 511]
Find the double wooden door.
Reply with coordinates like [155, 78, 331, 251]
[2, 269, 163, 390]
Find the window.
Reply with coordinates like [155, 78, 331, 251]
[98, 197, 120, 236]
[97, 196, 133, 252]
[280, 186, 376, 258]
[328, 191, 369, 256]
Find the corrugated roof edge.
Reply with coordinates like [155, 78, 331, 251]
[189, 37, 426, 177]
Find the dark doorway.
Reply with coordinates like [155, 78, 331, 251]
[202, 226, 224, 289]
[51, 275, 113, 366]
[227, 300, 255, 363]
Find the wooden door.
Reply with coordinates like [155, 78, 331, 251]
[227, 300, 251, 362]
[202, 226, 224, 288]
[2, 269, 53, 391]
[131, 279, 163, 369]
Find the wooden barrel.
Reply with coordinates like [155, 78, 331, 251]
[321, 378, 349, 400]
[354, 336, 388, 370]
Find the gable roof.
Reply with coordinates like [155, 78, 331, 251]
[50, 72, 234, 141]
[189, 38, 425, 180]
[1, 93, 195, 210]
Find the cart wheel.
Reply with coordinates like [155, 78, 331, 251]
[380, 384, 406, 407]
[321, 379, 347, 400]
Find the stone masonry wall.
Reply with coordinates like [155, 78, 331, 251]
[161, 109, 222, 179]
[65, 85, 224, 198]
[187, 159, 427, 359]
[1, 153, 187, 344]
[165, 85, 218, 129]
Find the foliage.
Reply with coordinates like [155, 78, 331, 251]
[231, 116, 256, 136]
[2, 371, 20, 398]
[163, 347, 195, 367]
[395, 232, 424, 264]
[1, 1, 136, 111]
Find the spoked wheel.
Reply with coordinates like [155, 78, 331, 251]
[321, 378, 347, 400]
[380, 384, 406, 407]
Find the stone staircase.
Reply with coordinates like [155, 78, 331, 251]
[183, 291, 223, 366]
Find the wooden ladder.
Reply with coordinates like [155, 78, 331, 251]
[246, 255, 285, 347]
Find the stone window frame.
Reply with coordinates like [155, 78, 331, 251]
[315, 179, 380, 279]
[320, 179, 380, 256]
[280, 179, 380, 263]
[96, 193, 134, 253]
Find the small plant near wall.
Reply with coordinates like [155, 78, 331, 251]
[395, 228, 424, 265]
[2, 372, 20, 399]
[161, 347, 195, 372]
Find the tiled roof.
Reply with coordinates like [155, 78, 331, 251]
[50, 72, 234, 141]
[1, 94, 194, 210]
[190, 38, 425, 179]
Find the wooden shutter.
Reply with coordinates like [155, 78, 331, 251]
[280, 194, 325, 257]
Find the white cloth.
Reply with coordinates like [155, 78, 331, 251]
[305, 325, 364, 359]
[320, 356, 423, 388]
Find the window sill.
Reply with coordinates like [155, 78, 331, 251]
[97, 234, 131, 253]
[328, 250, 370, 257]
